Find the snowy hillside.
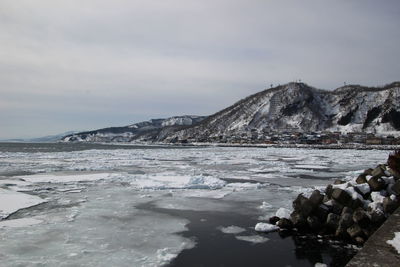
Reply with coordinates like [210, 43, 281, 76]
[62, 116, 205, 142]
[163, 82, 400, 142]
[62, 82, 400, 143]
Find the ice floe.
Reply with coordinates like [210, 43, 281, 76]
[218, 225, 246, 234]
[275, 207, 292, 219]
[0, 217, 43, 228]
[235, 235, 269, 244]
[255, 222, 279, 233]
[0, 188, 46, 219]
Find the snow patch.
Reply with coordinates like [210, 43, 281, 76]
[387, 232, 400, 254]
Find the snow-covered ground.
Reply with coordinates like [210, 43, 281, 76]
[0, 144, 390, 266]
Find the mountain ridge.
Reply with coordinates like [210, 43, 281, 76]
[62, 81, 400, 143]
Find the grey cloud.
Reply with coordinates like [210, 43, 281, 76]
[0, 0, 399, 139]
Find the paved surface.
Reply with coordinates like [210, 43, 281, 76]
[346, 207, 400, 267]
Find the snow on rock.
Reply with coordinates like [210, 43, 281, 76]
[387, 232, 400, 254]
[255, 222, 279, 233]
[368, 202, 384, 214]
[370, 191, 386, 203]
[218, 225, 246, 234]
[275, 207, 292, 219]
[235, 235, 269, 244]
[345, 187, 364, 201]
[315, 263, 328, 267]
[332, 182, 349, 190]
[0, 188, 46, 219]
[354, 183, 371, 195]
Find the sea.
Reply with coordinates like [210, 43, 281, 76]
[0, 142, 390, 266]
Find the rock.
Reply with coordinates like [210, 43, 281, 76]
[325, 184, 333, 198]
[363, 168, 374, 176]
[354, 183, 371, 198]
[354, 236, 365, 245]
[309, 190, 324, 209]
[292, 194, 313, 217]
[324, 199, 344, 215]
[331, 188, 352, 206]
[314, 204, 330, 222]
[371, 166, 385, 177]
[362, 227, 373, 238]
[383, 197, 399, 214]
[356, 174, 367, 184]
[334, 179, 345, 185]
[388, 168, 400, 180]
[352, 208, 370, 227]
[341, 207, 353, 215]
[367, 176, 386, 191]
[335, 224, 349, 238]
[277, 218, 293, 230]
[339, 212, 353, 228]
[350, 198, 364, 210]
[290, 211, 307, 229]
[326, 213, 340, 230]
[307, 216, 321, 230]
[269, 216, 280, 225]
[391, 180, 400, 195]
[369, 210, 386, 225]
[347, 223, 363, 238]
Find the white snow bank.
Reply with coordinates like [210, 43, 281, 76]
[235, 235, 269, 244]
[275, 207, 292, 219]
[255, 222, 279, 233]
[387, 232, 400, 254]
[0, 188, 46, 219]
[0, 217, 42, 228]
[218, 225, 246, 234]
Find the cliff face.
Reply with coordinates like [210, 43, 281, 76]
[163, 82, 400, 142]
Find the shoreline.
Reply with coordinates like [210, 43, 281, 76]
[1, 141, 398, 151]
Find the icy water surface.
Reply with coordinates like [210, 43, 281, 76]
[0, 143, 390, 266]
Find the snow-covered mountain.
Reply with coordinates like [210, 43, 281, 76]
[62, 82, 400, 143]
[62, 115, 205, 142]
[162, 82, 400, 142]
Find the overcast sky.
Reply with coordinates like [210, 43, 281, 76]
[1, 0, 399, 139]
